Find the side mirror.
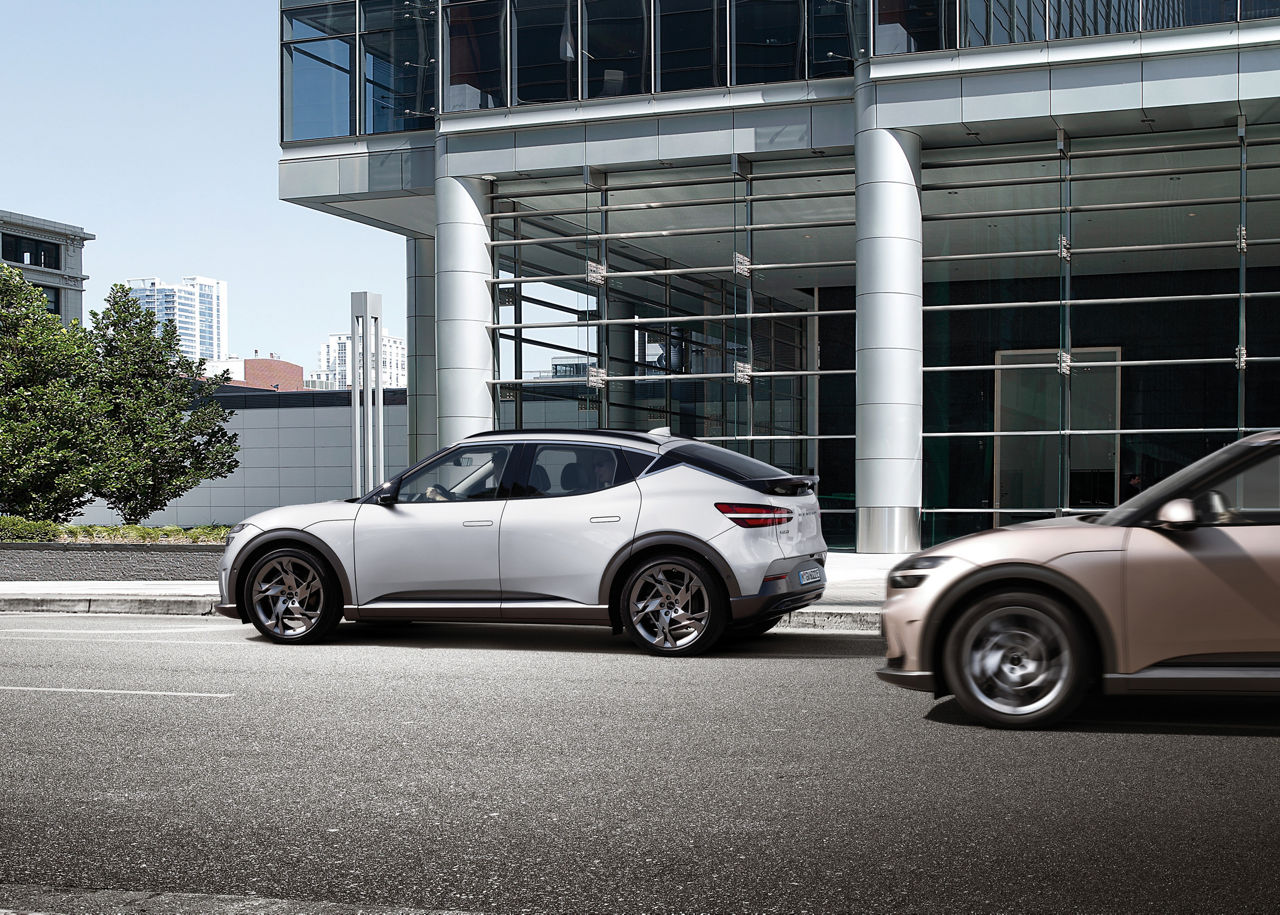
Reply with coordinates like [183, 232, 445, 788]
[376, 490, 398, 506]
[1155, 498, 1196, 531]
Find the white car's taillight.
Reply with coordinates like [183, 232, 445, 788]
[715, 503, 794, 528]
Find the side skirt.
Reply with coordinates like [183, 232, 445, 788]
[1104, 667, 1280, 696]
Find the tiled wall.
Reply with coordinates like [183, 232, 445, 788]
[77, 399, 409, 527]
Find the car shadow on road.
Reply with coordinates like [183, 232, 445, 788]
[925, 694, 1280, 736]
[303, 620, 885, 660]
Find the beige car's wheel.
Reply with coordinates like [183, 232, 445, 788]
[943, 591, 1090, 728]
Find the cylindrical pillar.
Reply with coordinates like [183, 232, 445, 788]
[434, 175, 494, 447]
[854, 127, 923, 553]
[407, 236, 438, 463]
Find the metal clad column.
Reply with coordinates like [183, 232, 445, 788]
[855, 127, 923, 553]
[435, 174, 494, 447]
[407, 236, 438, 463]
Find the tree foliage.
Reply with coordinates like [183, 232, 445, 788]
[0, 265, 105, 522]
[89, 285, 239, 525]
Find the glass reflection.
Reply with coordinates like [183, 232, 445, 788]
[284, 3, 357, 40]
[734, 0, 805, 84]
[1049, 0, 1137, 38]
[657, 0, 727, 91]
[513, 0, 580, 103]
[585, 0, 651, 97]
[283, 38, 356, 140]
[874, 0, 953, 54]
[1143, 0, 1236, 28]
[362, 0, 437, 132]
[809, 0, 859, 75]
[445, 0, 507, 110]
[960, 0, 1045, 46]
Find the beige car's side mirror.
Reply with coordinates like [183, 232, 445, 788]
[1156, 497, 1197, 531]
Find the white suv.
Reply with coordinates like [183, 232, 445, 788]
[217, 429, 828, 656]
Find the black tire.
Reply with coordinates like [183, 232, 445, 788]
[619, 553, 728, 656]
[242, 547, 343, 644]
[942, 590, 1090, 729]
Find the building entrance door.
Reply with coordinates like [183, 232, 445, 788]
[993, 348, 1120, 527]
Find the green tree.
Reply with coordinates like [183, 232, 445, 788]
[0, 264, 104, 521]
[89, 284, 239, 525]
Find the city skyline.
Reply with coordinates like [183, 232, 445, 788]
[0, 1, 409, 368]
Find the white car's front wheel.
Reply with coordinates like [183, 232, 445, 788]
[621, 554, 727, 657]
[243, 547, 342, 644]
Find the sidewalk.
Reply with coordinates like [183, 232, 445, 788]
[0, 551, 902, 633]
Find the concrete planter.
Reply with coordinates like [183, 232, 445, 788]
[0, 542, 222, 582]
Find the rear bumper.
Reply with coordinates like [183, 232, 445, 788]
[729, 557, 826, 625]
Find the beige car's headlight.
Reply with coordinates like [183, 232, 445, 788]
[888, 555, 953, 589]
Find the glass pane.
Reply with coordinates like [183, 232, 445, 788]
[1071, 294, 1238, 362]
[585, 0, 651, 97]
[921, 511, 993, 547]
[363, 26, 437, 132]
[923, 436, 993, 510]
[1050, 0, 1138, 38]
[513, 0, 580, 104]
[960, 0, 1045, 47]
[734, 0, 805, 85]
[874, 0, 954, 54]
[284, 3, 357, 40]
[445, 0, 507, 110]
[1120, 363, 1238, 430]
[1243, 0, 1280, 17]
[820, 511, 857, 549]
[283, 38, 356, 140]
[925, 305, 1060, 368]
[1118, 431, 1237, 494]
[362, 0, 423, 29]
[400, 444, 512, 500]
[1143, 0, 1236, 29]
[809, 0, 858, 76]
[657, 0, 727, 91]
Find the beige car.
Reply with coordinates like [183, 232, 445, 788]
[878, 431, 1280, 727]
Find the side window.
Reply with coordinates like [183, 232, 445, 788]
[397, 444, 512, 503]
[1193, 452, 1280, 525]
[522, 445, 637, 498]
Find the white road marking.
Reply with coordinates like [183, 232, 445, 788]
[0, 685, 233, 698]
[0, 625, 233, 634]
[0, 635, 247, 645]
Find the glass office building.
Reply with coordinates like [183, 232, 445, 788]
[280, 0, 1280, 550]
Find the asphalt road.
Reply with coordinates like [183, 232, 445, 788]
[3, 613, 1280, 915]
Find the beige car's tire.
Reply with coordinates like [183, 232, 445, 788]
[942, 591, 1090, 729]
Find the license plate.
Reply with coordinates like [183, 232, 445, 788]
[799, 568, 822, 585]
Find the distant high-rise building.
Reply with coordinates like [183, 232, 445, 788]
[1, 209, 94, 326]
[311, 331, 407, 389]
[126, 276, 228, 361]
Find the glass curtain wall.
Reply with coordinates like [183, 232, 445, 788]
[444, 0, 860, 109]
[282, 0, 437, 140]
[920, 125, 1280, 546]
[490, 162, 856, 519]
[878, 0, 1274, 53]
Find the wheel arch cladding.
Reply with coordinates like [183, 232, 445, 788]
[603, 536, 736, 632]
[924, 564, 1116, 698]
[232, 530, 352, 612]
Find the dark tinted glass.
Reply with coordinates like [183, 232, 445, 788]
[1050, 0, 1137, 38]
[874, 0, 954, 54]
[960, 0, 1045, 46]
[585, 0, 651, 97]
[734, 0, 804, 84]
[283, 38, 356, 139]
[1243, 0, 1280, 17]
[445, 0, 507, 109]
[809, 0, 858, 76]
[522, 444, 639, 497]
[513, 0, 580, 103]
[284, 3, 357, 39]
[662, 441, 788, 479]
[38, 286, 60, 315]
[657, 0, 727, 91]
[1142, 0, 1235, 29]
[1, 234, 60, 270]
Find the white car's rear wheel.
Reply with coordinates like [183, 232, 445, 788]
[621, 554, 727, 656]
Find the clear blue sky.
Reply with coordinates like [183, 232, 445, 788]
[2, 1, 408, 370]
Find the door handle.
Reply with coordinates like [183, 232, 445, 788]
[462, 520, 494, 527]
[590, 516, 621, 523]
